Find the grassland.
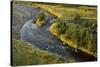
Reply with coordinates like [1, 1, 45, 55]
[12, 39, 67, 66]
[32, 2, 97, 20]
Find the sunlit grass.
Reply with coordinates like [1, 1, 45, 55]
[33, 3, 96, 19]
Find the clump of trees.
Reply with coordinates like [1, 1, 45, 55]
[49, 16, 97, 57]
[35, 11, 49, 26]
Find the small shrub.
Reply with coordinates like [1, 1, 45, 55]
[35, 11, 48, 26]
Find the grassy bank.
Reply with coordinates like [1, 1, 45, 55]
[12, 39, 67, 66]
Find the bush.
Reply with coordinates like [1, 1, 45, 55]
[73, 14, 81, 24]
[35, 11, 49, 26]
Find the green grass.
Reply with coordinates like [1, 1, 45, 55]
[12, 39, 66, 66]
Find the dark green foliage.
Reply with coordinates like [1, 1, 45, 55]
[35, 11, 48, 26]
[73, 14, 81, 24]
[56, 19, 68, 34]
[74, 14, 81, 20]
[36, 11, 47, 21]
